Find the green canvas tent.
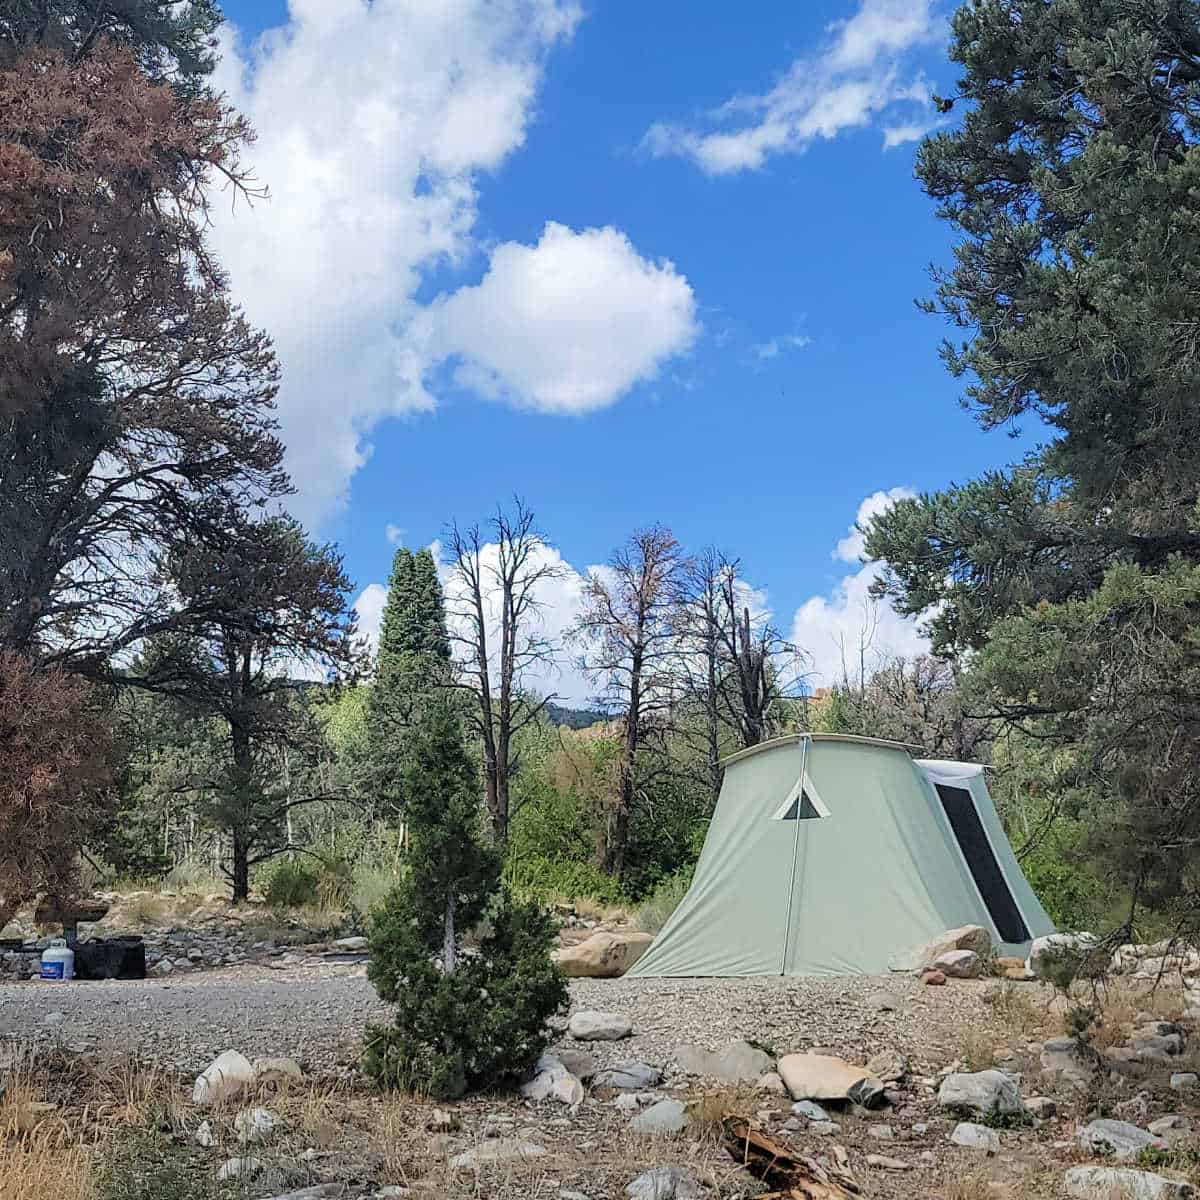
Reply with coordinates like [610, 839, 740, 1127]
[628, 733, 1055, 978]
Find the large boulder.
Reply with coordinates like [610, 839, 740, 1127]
[1040, 1036, 1097, 1089]
[593, 1062, 662, 1090]
[937, 1070, 1024, 1118]
[778, 1053, 886, 1108]
[192, 1050, 256, 1106]
[630, 1098, 691, 1136]
[950, 1122, 1000, 1153]
[1064, 1167, 1193, 1200]
[674, 1040, 774, 1082]
[1077, 1119, 1163, 1160]
[553, 931, 653, 978]
[933, 949, 982, 979]
[520, 1054, 584, 1107]
[568, 1010, 632, 1041]
[1027, 932, 1102, 980]
[889, 925, 991, 973]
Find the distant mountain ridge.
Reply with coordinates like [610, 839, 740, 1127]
[544, 702, 607, 730]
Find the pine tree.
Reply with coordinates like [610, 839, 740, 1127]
[359, 547, 452, 819]
[363, 677, 566, 1099]
[865, 0, 1200, 934]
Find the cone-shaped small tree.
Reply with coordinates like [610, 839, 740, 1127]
[363, 629, 566, 1099]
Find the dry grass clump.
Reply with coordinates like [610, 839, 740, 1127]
[0, 1129, 94, 1200]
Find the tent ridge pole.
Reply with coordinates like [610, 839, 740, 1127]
[780, 734, 809, 976]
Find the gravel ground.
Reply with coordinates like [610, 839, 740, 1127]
[0, 960, 984, 1079]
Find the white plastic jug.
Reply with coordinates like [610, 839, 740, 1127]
[40, 938, 74, 981]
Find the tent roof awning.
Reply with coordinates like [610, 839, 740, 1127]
[720, 732, 922, 769]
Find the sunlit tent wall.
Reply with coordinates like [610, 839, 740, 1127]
[629, 734, 1054, 978]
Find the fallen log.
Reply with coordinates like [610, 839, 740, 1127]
[721, 1116, 859, 1199]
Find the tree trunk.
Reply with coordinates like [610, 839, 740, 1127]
[231, 829, 250, 903]
[606, 667, 641, 878]
[443, 892, 457, 975]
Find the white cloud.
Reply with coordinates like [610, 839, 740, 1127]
[882, 118, 939, 148]
[833, 486, 915, 563]
[424, 222, 698, 414]
[352, 582, 389, 652]
[384, 523, 405, 546]
[209, 0, 584, 526]
[750, 332, 811, 363]
[644, 0, 937, 174]
[793, 487, 929, 685]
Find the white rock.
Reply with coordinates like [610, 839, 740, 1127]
[933, 949, 981, 979]
[1028, 932, 1100, 979]
[673, 1040, 773, 1082]
[520, 1054, 584, 1107]
[592, 1062, 662, 1090]
[629, 1098, 690, 1136]
[792, 1100, 830, 1121]
[332, 936, 368, 950]
[568, 1010, 632, 1041]
[1171, 1072, 1198, 1091]
[192, 1050, 256, 1106]
[778, 1053, 885, 1107]
[216, 1157, 262, 1181]
[194, 1120, 215, 1148]
[1077, 1119, 1163, 1160]
[1041, 1036, 1097, 1088]
[866, 1154, 912, 1170]
[756, 1071, 787, 1095]
[950, 1122, 1000, 1153]
[1064, 1166, 1195, 1200]
[450, 1139, 547, 1169]
[252, 1056, 303, 1087]
[234, 1106, 279, 1145]
[625, 1166, 703, 1199]
[937, 1070, 1024, 1118]
[889, 925, 991, 972]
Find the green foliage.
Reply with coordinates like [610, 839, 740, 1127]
[504, 853, 628, 906]
[98, 1130, 237, 1200]
[263, 859, 320, 909]
[635, 867, 694, 934]
[363, 657, 566, 1099]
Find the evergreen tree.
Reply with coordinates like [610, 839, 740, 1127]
[358, 546, 452, 819]
[866, 0, 1200, 933]
[363, 689, 566, 1099]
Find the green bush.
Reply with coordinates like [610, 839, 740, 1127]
[263, 859, 320, 909]
[364, 886, 567, 1099]
[635, 867, 693, 934]
[503, 852, 627, 906]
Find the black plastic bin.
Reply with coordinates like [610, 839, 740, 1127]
[73, 936, 146, 980]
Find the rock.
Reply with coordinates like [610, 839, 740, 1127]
[1040, 1036, 1097, 1089]
[192, 1050, 256, 1106]
[810, 1120, 839, 1135]
[868, 1123, 894, 1139]
[552, 931, 653, 978]
[1077, 1119, 1163, 1160]
[870, 990, 901, 1012]
[950, 1122, 1000, 1153]
[450, 1139, 547, 1169]
[625, 1166, 704, 1199]
[937, 1070, 1025, 1118]
[921, 969, 947, 986]
[1028, 932, 1100, 980]
[42, 1010, 65, 1027]
[1132, 1034, 1184, 1058]
[934, 949, 982, 979]
[1171, 1072, 1199, 1091]
[1064, 1166, 1195, 1200]
[568, 1010, 632, 1041]
[1004, 965, 1036, 981]
[866, 1049, 907, 1083]
[1149, 1116, 1193, 1137]
[216, 1158, 263, 1181]
[866, 1155, 912, 1170]
[613, 1093, 640, 1113]
[995, 956, 1025, 971]
[1026, 1096, 1057, 1120]
[332, 936, 368, 951]
[792, 1100, 830, 1121]
[195, 1120, 215, 1148]
[592, 1062, 662, 1091]
[674, 1040, 774, 1082]
[521, 1054, 584, 1107]
[427, 1109, 459, 1132]
[554, 1048, 597, 1080]
[252, 1057, 303, 1088]
[234, 1107, 279, 1145]
[778, 1053, 885, 1108]
[630, 1099, 690, 1136]
[890, 924, 992, 972]
[1114, 1093, 1152, 1125]
[153, 959, 174, 976]
[756, 1071, 787, 1095]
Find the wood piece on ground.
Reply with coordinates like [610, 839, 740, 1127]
[722, 1115, 859, 1198]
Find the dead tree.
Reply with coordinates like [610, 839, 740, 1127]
[444, 499, 563, 844]
[571, 526, 687, 878]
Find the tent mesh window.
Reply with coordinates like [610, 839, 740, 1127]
[779, 790, 822, 820]
[934, 783, 1029, 943]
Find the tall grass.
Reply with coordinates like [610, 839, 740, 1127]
[635, 870, 692, 935]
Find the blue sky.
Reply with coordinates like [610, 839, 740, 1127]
[211, 1, 1026, 695]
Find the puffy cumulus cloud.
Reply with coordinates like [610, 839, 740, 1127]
[384, 523, 405, 546]
[424, 223, 698, 414]
[643, 0, 938, 174]
[352, 582, 390, 652]
[792, 487, 929, 685]
[208, 0, 583, 526]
